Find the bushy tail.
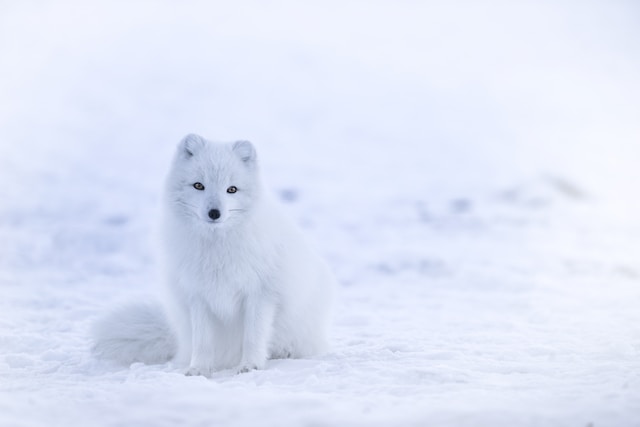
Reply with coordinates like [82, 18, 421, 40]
[91, 302, 176, 365]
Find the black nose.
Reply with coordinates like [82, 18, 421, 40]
[208, 209, 221, 220]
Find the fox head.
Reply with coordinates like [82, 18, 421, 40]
[165, 134, 261, 228]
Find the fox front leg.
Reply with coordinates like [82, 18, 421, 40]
[235, 294, 276, 374]
[184, 300, 216, 377]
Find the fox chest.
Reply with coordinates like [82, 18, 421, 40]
[178, 245, 275, 317]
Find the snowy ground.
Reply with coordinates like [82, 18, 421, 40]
[1, 1, 640, 426]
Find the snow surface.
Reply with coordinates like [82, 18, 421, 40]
[1, 1, 640, 426]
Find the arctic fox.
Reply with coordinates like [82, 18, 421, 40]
[92, 134, 335, 376]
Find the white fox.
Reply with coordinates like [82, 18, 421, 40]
[92, 134, 335, 376]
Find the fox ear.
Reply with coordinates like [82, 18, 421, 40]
[179, 134, 205, 157]
[232, 140, 256, 164]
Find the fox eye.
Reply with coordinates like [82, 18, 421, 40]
[193, 182, 205, 190]
[227, 186, 238, 194]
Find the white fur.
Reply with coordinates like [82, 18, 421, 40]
[91, 302, 176, 365]
[92, 134, 335, 376]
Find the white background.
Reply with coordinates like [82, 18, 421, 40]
[1, 1, 639, 426]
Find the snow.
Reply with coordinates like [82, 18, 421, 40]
[1, 1, 640, 426]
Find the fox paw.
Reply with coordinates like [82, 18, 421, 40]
[184, 365, 213, 378]
[235, 363, 259, 374]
